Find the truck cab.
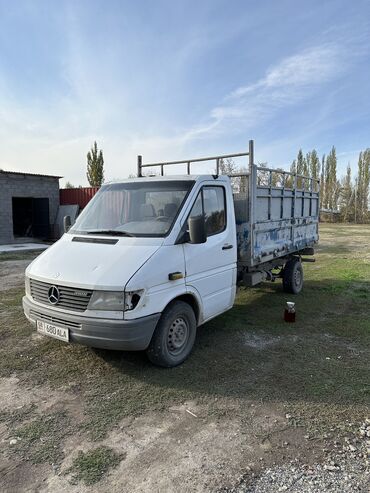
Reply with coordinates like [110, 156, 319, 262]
[23, 174, 238, 367]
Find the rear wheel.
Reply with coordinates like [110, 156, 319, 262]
[146, 301, 196, 367]
[283, 258, 303, 294]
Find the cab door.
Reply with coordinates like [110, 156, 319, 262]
[183, 184, 237, 322]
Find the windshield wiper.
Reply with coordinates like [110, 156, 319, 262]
[86, 230, 135, 237]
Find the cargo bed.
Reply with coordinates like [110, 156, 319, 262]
[233, 164, 319, 268]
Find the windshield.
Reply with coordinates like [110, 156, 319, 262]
[70, 180, 194, 237]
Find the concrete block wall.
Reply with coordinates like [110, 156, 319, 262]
[0, 173, 60, 244]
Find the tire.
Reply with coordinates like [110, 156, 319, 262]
[146, 301, 197, 368]
[283, 258, 303, 294]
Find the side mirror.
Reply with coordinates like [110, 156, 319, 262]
[63, 215, 72, 233]
[188, 215, 207, 244]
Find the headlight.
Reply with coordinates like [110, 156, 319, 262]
[88, 291, 125, 311]
[124, 290, 144, 311]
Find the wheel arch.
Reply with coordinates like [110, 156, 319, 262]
[165, 293, 201, 325]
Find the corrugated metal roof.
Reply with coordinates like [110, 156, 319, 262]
[0, 170, 62, 179]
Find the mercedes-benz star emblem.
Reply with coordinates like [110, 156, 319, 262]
[48, 286, 60, 305]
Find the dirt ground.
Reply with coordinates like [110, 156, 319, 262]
[0, 224, 369, 492]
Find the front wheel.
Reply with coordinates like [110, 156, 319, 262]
[282, 258, 303, 294]
[146, 301, 197, 367]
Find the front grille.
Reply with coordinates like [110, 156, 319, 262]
[29, 309, 82, 330]
[30, 279, 92, 312]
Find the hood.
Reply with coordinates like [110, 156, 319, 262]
[26, 234, 161, 290]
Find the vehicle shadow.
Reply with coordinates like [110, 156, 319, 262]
[92, 278, 369, 406]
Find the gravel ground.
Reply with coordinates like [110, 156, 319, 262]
[221, 420, 370, 493]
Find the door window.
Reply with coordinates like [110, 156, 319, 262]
[187, 186, 226, 237]
[203, 187, 226, 235]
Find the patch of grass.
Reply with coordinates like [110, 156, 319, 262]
[67, 446, 124, 485]
[289, 401, 369, 438]
[0, 404, 36, 427]
[0, 287, 26, 309]
[82, 374, 184, 440]
[12, 411, 72, 464]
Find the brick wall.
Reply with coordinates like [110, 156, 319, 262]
[0, 173, 60, 244]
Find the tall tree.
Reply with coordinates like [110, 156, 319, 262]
[307, 150, 320, 189]
[364, 149, 370, 221]
[286, 159, 296, 188]
[86, 141, 104, 187]
[320, 154, 325, 209]
[296, 149, 306, 188]
[339, 165, 354, 222]
[296, 149, 305, 175]
[356, 149, 370, 223]
[324, 154, 331, 209]
[323, 147, 339, 210]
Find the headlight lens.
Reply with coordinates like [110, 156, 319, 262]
[88, 291, 125, 311]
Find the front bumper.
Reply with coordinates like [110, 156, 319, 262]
[23, 296, 161, 351]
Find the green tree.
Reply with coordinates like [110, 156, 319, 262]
[286, 160, 296, 188]
[86, 141, 104, 187]
[296, 149, 306, 188]
[363, 149, 370, 221]
[306, 149, 320, 191]
[65, 181, 75, 189]
[296, 149, 304, 175]
[323, 147, 339, 210]
[324, 154, 331, 209]
[320, 154, 326, 209]
[356, 149, 370, 223]
[339, 164, 354, 222]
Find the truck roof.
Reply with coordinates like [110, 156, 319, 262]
[105, 174, 230, 185]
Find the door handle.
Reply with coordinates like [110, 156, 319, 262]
[222, 244, 233, 250]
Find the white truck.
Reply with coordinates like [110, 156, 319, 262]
[23, 141, 319, 367]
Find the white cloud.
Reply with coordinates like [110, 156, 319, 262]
[236, 45, 340, 95]
[182, 42, 346, 141]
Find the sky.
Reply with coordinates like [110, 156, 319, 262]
[0, 0, 369, 186]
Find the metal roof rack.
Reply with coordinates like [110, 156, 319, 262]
[137, 140, 255, 177]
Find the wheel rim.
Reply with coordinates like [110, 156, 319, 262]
[294, 267, 302, 288]
[167, 316, 189, 355]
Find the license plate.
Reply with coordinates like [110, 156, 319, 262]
[36, 320, 69, 342]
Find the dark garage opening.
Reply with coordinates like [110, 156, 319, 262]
[12, 197, 50, 239]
